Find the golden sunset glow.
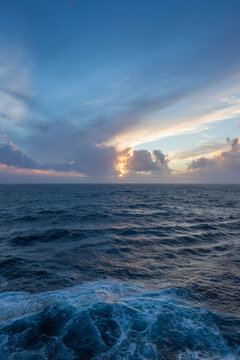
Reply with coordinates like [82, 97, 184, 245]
[115, 152, 130, 177]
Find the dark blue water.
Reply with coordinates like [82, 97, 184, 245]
[0, 184, 239, 359]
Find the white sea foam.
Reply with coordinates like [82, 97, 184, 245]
[0, 280, 239, 360]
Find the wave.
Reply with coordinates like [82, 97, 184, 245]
[0, 280, 239, 360]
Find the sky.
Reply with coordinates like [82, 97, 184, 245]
[0, 0, 240, 183]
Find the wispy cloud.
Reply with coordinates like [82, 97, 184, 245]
[169, 142, 228, 161]
[105, 85, 240, 149]
[0, 46, 33, 129]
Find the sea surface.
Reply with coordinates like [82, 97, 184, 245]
[0, 184, 239, 360]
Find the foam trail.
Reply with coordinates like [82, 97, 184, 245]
[0, 280, 239, 360]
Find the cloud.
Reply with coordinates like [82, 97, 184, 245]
[0, 46, 32, 129]
[22, 83, 240, 181]
[0, 133, 8, 139]
[188, 157, 217, 170]
[188, 138, 240, 170]
[0, 142, 86, 178]
[1, 17, 240, 183]
[1, 138, 240, 184]
[0, 141, 172, 181]
[169, 141, 227, 161]
[20, 39, 240, 161]
[0, 164, 85, 179]
[0, 142, 40, 169]
[221, 137, 240, 169]
[46, 143, 119, 178]
[0, 139, 121, 180]
[125, 149, 170, 173]
[105, 92, 240, 149]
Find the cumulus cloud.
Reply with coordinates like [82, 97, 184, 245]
[221, 137, 240, 169]
[126, 149, 170, 173]
[188, 138, 240, 170]
[188, 157, 217, 170]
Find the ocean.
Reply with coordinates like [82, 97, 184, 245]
[0, 184, 239, 359]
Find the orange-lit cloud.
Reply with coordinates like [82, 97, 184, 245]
[114, 148, 170, 177]
[0, 164, 85, 178]
[114, 150, 131, 177]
